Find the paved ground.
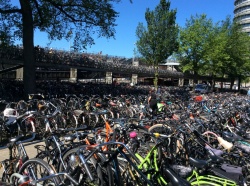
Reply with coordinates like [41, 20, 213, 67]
[0, 140, 45, 177]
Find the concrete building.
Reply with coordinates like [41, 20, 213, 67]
[234, 0, 250, 35]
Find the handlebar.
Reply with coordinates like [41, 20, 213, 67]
[16, 111, 37, 120]
[151, 132, 173, 138]
[0, 133, 37, 150]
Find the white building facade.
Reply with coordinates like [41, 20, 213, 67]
[234, 0, 250, 35]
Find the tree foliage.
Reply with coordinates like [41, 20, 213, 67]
[0, 0, 126, 96]
[177, 14, 250, 90]
[0, 0, 124, 49]
[201, 17, 231, 83]
[224, 20, 250, 89]
[135, 0, 179, 87]
[177, 14, 214, 76]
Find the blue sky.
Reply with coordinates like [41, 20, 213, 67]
[32, 0, 235, 58]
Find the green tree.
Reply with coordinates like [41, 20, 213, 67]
[223, 21, 250, 90]
[242, 77, 250, 88]
[0, 25, 13, 48]
[0, 1, 14, 48]
[135, 0, 179, 88]
[178, 14, 250, 90]
[202, 17, 231, 88]
[177, 14, 214, 79]
[0, 0, 129, 97]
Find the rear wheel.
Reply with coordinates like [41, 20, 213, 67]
[84, 114, 98, 129]
[2, 164, 15, 183]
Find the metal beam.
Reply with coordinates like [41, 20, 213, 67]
[0, 65, 23, 74]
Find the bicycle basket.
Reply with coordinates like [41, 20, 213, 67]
[3, 108, 18, 117]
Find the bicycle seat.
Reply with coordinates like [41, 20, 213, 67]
[88, 111, 98, 115]
[189, 157, 208, 169]
[163, 166, 191, 186]
[222, 131, 243, 142]
[206, 148, 224, 164]
[109, 101, 117, 106]
[128, 123, 146, 131]
[64, 131, 89, 142]
[205, 145, 224, 156]
[110, 117, 126, 122]
[64, 134, 76, 142]
[95, 110, 108, 115]
[65, 125, 88, 132]
[73, 109, 84, 117]
[75, 125, 88, 131]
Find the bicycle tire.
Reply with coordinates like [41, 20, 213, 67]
[58, 146, 113, 186]
[1, 164, 12, 183]
[18, 158, 60, 185]
[1, 159, 19, 184]
[35, 150, 53, 165]
[147, 123, 173, 163]
[116, 156, 147, 186]
[84, 113, 98, 128]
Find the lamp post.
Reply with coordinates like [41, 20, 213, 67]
[133, 42, 136, 64]
[67, 29, 73, 52]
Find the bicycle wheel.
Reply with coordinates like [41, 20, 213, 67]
[1, 158, 19, 184]
[35, 150, 53, 165]
[147, 123, 173, 163]
[58, 147, 113, 186]
[84, 114, 98, 128]
[116, 156, 147, 186]
[18, 158, 60, 185]
[1, 164, 12, 183]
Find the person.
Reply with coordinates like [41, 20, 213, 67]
[148, 89, 158, 117]
[247, 88, 250, 96]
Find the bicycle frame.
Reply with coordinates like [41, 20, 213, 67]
[135, 141, 167, 185]
[0, 134, 36, 183]
[143, 132, 239, 186]
[186, 169, 237, 186]
[84, 141, 154, 186]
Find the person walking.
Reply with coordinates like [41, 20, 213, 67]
[247, 88, 250, 96]
[148, 88, 158, 117]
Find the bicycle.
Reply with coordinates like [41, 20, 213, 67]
[69, 131, 190, 186]
[35, 126, 113, 186]
[0, 134, 37, 181]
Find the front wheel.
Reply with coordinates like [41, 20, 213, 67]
[18, 158, 60, 185]
[58, 147, 113, 185]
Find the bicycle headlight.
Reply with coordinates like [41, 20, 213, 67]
[69, 154, 80, 167]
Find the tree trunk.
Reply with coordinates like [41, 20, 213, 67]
[211, 79, 215, 92]
[154, 65, 158, 89]
[238, 76, 241, 92]
[193, 71, 198, 84]
[20, 0, 36, 99]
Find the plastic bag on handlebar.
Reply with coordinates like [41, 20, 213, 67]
[5, 118, 18, 133]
